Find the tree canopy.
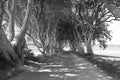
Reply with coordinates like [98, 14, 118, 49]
[0, 0, 119, 64]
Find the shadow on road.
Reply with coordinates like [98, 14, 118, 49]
[10, 53, 114, 80]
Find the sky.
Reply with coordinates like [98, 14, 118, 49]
[108, 21, 120, 45]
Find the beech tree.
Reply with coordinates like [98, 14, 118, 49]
[0, 0, 119, 64]
[14, 0, 33, 64]
[33, 0, 72, 54]
[74, 0, 112, 54]
[6, 0, 17, 41]
[0, 0, 19, 63]
[0, 0, 33, 65]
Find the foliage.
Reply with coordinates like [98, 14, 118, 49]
[0, 0, 117, 64]
[93, 23, 112, 49]
[74, 0, 112, 49]
[103, 0, 120, 19]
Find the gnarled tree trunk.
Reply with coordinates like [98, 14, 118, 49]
[6, 0, 17, 41]
[0, 1, 19, 63]
[85, 33, 94, 55]
[15, 0, 33, 64]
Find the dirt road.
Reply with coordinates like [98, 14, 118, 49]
[10, 53, 114, 80]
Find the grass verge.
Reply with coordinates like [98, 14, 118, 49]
[74, 52, 120, 80]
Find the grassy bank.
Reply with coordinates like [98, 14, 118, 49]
[74, 52, 120, 80]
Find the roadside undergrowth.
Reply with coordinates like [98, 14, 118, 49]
[74, 52, 120, 80]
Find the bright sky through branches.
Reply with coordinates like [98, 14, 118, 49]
[108, 21, 120, 45]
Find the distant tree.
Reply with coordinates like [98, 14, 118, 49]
[33, 0, 73, 54]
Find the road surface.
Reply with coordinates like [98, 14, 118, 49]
[10, 53, 114, 80]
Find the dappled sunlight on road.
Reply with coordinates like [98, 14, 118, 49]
[10, 53, 114, 80]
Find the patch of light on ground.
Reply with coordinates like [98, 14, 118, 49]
[65, 73, 79, 77]
[50, 74, 61, 78]
[37, 69, 52, 72]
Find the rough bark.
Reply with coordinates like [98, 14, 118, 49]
[15, 0, 33, 64]
[86, 33, 94, 55]
[6, 0, 17, 41]
[0, 1, 19, 62]
[38, 22, 47, 55]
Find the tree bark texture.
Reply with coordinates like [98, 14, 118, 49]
[15, 0, 33, 64]
[86, 33, 94, 55]
[0, 1, 19, 62]
[6, 0, 17, 41]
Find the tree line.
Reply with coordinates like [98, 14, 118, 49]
[0, 0, 120, 66]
